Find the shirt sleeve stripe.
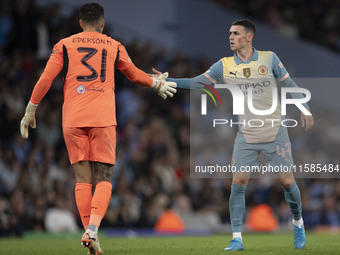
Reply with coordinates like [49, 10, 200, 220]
[279, 73, 289, 82]
[203, 73, 216, 84]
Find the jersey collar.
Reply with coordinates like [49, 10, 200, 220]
[233, 48, 258, 65]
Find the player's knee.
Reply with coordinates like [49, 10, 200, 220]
[93, 162, 114, 184]
[75, 174, 92, 183]
[73, 161, 92, 183]
[280, 177, 294, 188]
[232, 178, 249, 186]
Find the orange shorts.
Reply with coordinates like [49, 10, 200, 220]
[63, 126, 116, 165]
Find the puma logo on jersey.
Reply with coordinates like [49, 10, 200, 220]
[229, 71, 237, 77]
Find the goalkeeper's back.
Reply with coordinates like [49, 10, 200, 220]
[28, 3, 154, 129]
[49, 31, 125, 128]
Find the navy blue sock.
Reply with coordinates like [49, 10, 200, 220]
[282, 181, 302, 220]
[229, 183, 247, 233]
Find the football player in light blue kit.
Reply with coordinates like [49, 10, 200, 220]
[153, 20, 314, 251]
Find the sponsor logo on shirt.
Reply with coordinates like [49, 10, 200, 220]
[229, 71, 237, 77]
[89, 86, 104, 92]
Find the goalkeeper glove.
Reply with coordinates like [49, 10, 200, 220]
[151, 71, 177, 99]
[20, 102, 38, 139]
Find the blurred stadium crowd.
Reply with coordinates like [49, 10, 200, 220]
[0, 0, 339, 237]
[214, 0, 340, 53]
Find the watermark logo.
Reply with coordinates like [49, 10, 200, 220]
[200, 84, 222, 115]
[201, 85, 311, 116]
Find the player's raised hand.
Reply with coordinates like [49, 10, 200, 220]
[148, 68, 165, 78]
[301, 112, 314, 131]
[20, 102, 38, 138]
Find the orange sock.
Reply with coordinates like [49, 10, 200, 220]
[89, 181, 112, 228]
[75, 183, 93, 230]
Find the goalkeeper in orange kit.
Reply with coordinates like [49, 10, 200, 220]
[20, 2, 176, 254]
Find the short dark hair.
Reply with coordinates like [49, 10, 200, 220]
[232, 19, 256, 38]
[80, 2, 104, 25]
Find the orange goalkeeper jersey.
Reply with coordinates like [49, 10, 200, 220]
[30, 31, 153, 127]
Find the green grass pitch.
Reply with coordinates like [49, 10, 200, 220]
[0, 232, 338, 254]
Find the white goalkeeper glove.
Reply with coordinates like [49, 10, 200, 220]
[151, 71, 177, 100]
[20, 102, 38, 139]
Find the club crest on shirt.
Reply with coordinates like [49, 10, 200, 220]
[77, 85, 85, 94]
[243, 68, 251, 78]
[258, 65, 268, 75]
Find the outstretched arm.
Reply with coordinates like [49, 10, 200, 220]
[167, 75, 212, 90]
[153, 60, 223, 90]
